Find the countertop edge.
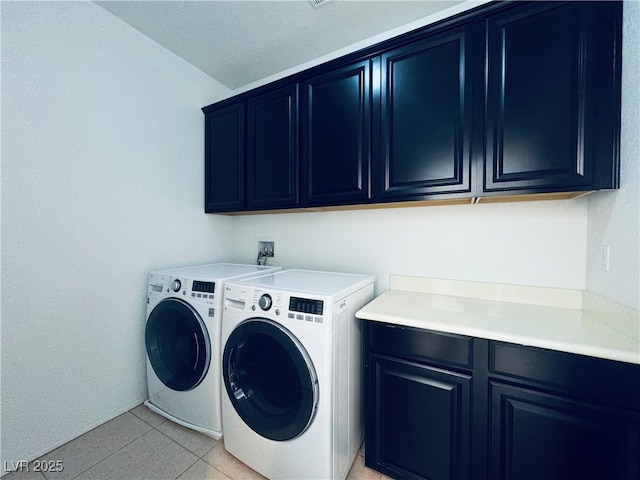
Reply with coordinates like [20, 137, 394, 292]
[356, 313, 640, 365]
[356, 288, 640, 365]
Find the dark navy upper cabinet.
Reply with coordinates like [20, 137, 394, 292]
[202, 1, 622, 213]
[483, 2, 621, 194]
[302, 60, 372, 206]
[376, 23, 477, 201]
[247, 85, 299, 209]
[204, 103, 245, 213]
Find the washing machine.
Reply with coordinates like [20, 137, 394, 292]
[221, 269, 375, 480]
[144, 262, 281, 438]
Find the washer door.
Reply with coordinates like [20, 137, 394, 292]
[223, 318, 319, 441]
[145, 298, 211, 391]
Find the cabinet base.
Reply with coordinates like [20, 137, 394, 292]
[214, 191, 593, 216]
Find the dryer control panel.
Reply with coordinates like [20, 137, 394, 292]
[289, 297, 324, 315]
[224, 285, 333, 332]
[287, 297, 325, 324]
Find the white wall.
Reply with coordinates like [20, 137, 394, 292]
[230, 200, 588, 295]
[586, 1, 640, 310]
[1, 2, 232, 468]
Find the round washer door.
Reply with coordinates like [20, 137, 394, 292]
[223, 318, 319, 441]
[145, 298, 211, 391]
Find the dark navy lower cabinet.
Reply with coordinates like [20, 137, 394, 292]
[369, 354, 471, 480]
[488, 341, 640, 480]
[365, 322, 478, 480]
[490, 383, 639, 480]
[364, 322, 640, 480]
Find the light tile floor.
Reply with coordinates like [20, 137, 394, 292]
[3, 404, 392, 480]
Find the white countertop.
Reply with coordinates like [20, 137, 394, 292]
[355, 275, 640, 365]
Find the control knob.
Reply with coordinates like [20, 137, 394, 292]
[171, 279, 182, 292]
[258, 294, 273, 311]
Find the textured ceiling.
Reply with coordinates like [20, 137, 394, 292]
[95, 1, 465, 90]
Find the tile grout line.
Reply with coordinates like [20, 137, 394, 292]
[146, 424, 210, 479]
[130, 407, 230, 479]
[129, 408, 207, 480]
[197, 443, 237, 480]
[60, 426, 152, 480]
[36, 412, 149, 480]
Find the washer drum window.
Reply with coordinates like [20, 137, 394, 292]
[145, 298, 211, 391]
[223, 318, 319, 441]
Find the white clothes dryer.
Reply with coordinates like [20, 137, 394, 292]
[144, 263, 281, 438]
[221, 269, 375, 480]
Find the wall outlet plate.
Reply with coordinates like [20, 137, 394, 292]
[258, 241, 275, 257]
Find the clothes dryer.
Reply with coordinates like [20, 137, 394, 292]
[221, 269, 375, 479]
[144, 263, 280, 438]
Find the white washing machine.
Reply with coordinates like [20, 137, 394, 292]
[221, 269, 375, 480]
[144, 263, 281, 438]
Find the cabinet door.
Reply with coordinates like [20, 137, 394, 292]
[204, 103, 245, 212]
[490, 382, 640, 480]
[367, 354, 471, 480]
[247, 85, 299, 209]
[302, 60, 371, 206]
[484, 2, 621, 193]
[377, 24, 476, 200]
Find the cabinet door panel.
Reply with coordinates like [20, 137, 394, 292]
[204, 103, 245, 212]
[490, 382, 640, 480]
[303, 60, 371, 206]
[247, 85, 299, 209]
[490, 341, 640, 411]
[484, 2, 621, 192]
[378, 25, 475, 199]
[368, 354, 471, 480]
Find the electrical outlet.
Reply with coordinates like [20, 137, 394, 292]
[258, 241, 275, 258]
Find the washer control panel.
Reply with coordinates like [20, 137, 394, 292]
[188, 280, 216, 301]
[192, 280, 215, 294]
[147, 273, 216, 302]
